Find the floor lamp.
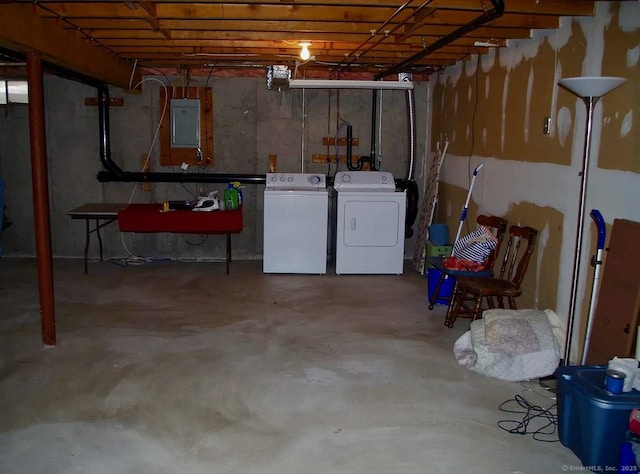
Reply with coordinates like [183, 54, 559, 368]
[558, 76, 626, 366]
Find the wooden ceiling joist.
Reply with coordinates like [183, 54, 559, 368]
[0, 0, 603, 85]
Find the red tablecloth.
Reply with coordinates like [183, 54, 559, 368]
[118, 204, 243, 234]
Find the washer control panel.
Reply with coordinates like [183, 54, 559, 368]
[333, 171, 396, 192]
[266, 173, 326, 189]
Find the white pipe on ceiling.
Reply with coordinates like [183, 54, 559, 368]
[288, 79, 414, 90]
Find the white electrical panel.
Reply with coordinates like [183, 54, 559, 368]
[170, 98, 200, 148]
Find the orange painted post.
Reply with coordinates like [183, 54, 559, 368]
[26, 52, 56, 346]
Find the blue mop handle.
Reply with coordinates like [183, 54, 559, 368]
[452, 163, 485, 249]
[581, 209, 606, 364]
[590, 209, 606, 250]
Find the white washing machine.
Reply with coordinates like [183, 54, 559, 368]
[263, 172, 328, 274]
[334, 171, 406, 275]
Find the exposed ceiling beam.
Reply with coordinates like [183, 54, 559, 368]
[0, 3, 140, 89]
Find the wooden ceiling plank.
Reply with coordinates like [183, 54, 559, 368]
[0, 3, 139, 89]
[26, 0, 594, 15]
[3, 0, 600, 80]
[32, 2, 149, 19]
[156, 3, 406, 22]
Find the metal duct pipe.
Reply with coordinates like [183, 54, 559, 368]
[377, 0, 505, 78]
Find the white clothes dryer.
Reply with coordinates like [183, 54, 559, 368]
[263, 173, 328, 274]
[333, 171, 406, 275]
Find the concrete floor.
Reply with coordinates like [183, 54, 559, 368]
[0, 257, 582, 473]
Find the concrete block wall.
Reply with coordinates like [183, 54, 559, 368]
[0, 75, 428, 265]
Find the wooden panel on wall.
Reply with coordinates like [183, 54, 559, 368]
[586, 219, 640, 364]
[159, 86, 213, 167]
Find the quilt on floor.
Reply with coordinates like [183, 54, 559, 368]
[453, 308, 564, 382]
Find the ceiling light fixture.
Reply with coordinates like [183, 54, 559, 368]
[298, 42, 311, 61]
[288, 79, 414, 90]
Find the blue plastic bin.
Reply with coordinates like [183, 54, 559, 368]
[555, 365, 640, 470]
[427, 223, 449, 246]
[426, 268, 455, 305]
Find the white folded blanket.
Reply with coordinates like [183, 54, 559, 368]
[453, 308, 563, 382]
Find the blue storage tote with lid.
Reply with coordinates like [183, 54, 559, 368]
[555, 365, 640, 470]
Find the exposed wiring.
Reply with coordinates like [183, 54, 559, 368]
[181, 234, 208, 246]
[110, 229, 210, 268]
[126, 76, 169, 205]
[497, 383, 559, 443]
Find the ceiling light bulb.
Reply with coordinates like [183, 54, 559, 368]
[299, 42, 311, 61]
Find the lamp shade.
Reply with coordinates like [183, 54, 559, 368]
[558, 76, 626, 98]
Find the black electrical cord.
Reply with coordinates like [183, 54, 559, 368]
[497, 391, 559, 442]
[181, 234, 209, 246]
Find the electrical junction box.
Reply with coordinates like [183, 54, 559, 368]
[170, 98, 200, 148]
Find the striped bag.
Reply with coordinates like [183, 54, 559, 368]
[452, 225, 498, 264]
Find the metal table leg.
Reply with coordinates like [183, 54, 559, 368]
[83, 219, 90, 274]
[226, 233, 231, 275]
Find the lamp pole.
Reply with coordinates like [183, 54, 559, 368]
[558, 76, 626, 365]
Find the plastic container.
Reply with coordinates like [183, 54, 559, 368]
[230, 181, 243, 206]
[605, 369, 626, 394]
[224, 186, 239, 210]
[428, 223, 449, 246]
[426, 268, 455, 305]
[426, 241, 453, 257]
[555, 365, 640, 469]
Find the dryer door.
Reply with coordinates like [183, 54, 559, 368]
[342, 200, 400, 247]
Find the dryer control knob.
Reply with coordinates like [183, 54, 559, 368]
[309, 175, 321, 184]
[341, 174, 351, 182]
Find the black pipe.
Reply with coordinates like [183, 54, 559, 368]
[97, 171, 266, 185]
[346, 125, 355, 170]
[377, 0, 505, 78]
[95, 81, 268, 185]
[369, 90, 378, 171]
[98, 85, 124, 177]
[345, 124, 375, 172]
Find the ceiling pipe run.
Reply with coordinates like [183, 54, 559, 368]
[339, 0, 415, 67]
[377, 0, 505, 78]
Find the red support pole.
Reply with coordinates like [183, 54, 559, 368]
[26, 52, 56, 347]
